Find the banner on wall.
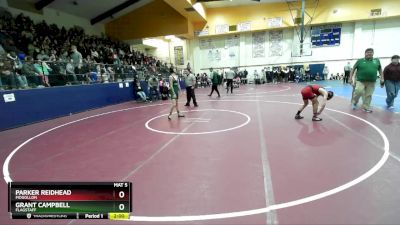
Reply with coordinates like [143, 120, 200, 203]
[208, 49, 214, 61]
[238, 21, 251, 32]
[228, 48, 236, 58]
[267, 17, 283, 28]
[215, 24, 229, 34]
[214, 49, 221, 61]
[311, 24, 342, 47]
[252, 32, 265, 58]
[194, 28, 209, 37]
[199, 39, 207, 49]
[226, 35, 239, 59]
[199, 38, 215, 49]
[174, 46, 184, 66]
[225, 35, 240, 47]
[269, 30, 283, 56]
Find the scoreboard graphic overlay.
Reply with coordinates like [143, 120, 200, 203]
[8, 182, 132, 220]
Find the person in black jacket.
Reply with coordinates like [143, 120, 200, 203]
[383, 55, 400, 109]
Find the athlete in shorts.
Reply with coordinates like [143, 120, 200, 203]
[295, 85, 334, 121]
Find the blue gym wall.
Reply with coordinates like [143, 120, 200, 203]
[0, 82, 135, 131]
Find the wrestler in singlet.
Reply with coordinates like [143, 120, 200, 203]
[301, 84, 322, 100]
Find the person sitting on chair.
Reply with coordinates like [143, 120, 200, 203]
[315, 72, 321, 81]
[161, 81, 169, 100]
[135, 80, 149, 102]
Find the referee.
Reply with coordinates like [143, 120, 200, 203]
[226, 67, 235, 94]
[184, 69, 198, 107]
[344, 62, 351, 84]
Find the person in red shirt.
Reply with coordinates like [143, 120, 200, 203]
[295, 85, 334, 121]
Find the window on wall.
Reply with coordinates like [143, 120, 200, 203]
[311, 24, 342, 47]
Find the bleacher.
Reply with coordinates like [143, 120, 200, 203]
[0, 8, 179, 130]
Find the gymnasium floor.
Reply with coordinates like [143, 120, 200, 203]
[1, 82, 400, 225]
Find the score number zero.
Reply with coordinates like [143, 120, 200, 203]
[114, 182, 129, 211]
[118, 191, 125, 211]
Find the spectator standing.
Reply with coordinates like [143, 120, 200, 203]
[282, 67, 289, 83]
[305, 65, 311, 82]
[272, 67, 279, 84]
[289, 67, 295, 82]
[100, 66, 110, 83]
[254, 69, 260, 84]
[265, 67, 272, 83]
[295, 68, 301, 83]
[243, 69, 248, 84]
[383, 55, 400, 109]
[66, 59, 78, 84]
[148, 75, 159, 101]
[107, 66, 115, 82]
[323, 66, 329, 80]
[70, 45, 82, 75]
[350, 48, 384, 113]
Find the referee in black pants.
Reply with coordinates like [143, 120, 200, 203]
[226, 67, 235, 94]
[344, 62, 352, 84]
[184, 69, 198, 107]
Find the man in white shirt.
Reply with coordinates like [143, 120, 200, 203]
[184, 69, 198, 107]
[344, 62, 351, 84]
[254, 69, 260, 84]
[226, 67, 235, 94]
[323, 66, 329, 80]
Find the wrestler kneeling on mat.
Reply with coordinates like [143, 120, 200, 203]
[295, 85, 334, 121]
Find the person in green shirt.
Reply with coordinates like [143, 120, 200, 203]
[208, 68, 221, 97]
[350, 48, 384, 113]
